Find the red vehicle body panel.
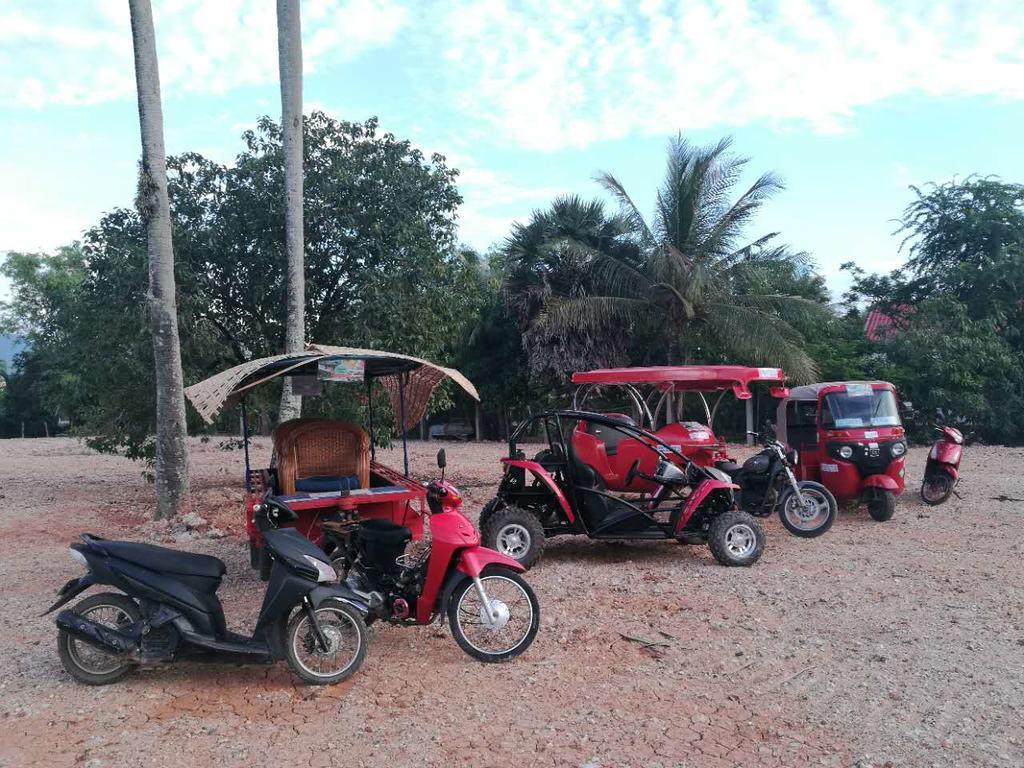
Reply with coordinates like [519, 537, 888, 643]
[246, 460, 425, 551]
[501, 459, 575, 522]
[863, 474, 900, 491]
[457, 547, 527, 578]
[932, 441, 963, 466]
[673, 479, 739, 532]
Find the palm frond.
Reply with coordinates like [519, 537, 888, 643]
[596, 171, 657, 249]
[546, 236, 651, 300]
[703, 302, 819, 382]
[536, 295, 647, 334]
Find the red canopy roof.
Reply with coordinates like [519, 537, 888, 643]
[571, 366, 785, 400]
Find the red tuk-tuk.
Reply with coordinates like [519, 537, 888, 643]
[184, 344, 480, 576]
[774, 382, 907, 521]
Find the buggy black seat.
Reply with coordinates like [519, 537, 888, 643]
[571, 454, 648, 534]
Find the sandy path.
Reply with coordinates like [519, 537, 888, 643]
[0, 438, 1022, 767]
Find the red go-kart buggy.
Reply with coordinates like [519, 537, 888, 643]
[479, 410, 766, 569]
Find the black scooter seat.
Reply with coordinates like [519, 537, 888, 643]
[100, 540, 226, 579]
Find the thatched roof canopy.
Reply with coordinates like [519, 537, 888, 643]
[184, 344, 479, 430]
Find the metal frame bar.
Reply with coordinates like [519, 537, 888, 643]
[399, 372, 409, 478]
[365, 377, 376, 462]
[240, 398, 251, 490]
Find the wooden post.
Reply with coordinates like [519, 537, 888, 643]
[475, 401, 482, 442]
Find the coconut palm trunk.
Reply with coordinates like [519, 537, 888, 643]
[277, 0, 305, 421]
[128, 0, 190, 518]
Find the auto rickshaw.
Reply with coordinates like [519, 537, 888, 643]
[774, 381, 908, 521]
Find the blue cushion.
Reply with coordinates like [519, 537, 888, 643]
[294, 475, 359, 492]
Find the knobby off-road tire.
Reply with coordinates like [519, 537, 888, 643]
[707, 511, 766, 567]
[477, 497, 504, 532]
[867, 490, 897, 522]
[481, 506, 546, 569]
[448, 567, 540, 663]
[284, 600, 368, 685]
[57, 592, 140, 685]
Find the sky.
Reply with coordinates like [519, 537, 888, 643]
[2, 0, 1023, 302]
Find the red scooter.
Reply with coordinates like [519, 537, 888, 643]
[921, 426, 966, 505]
[326, 450, 540, 662]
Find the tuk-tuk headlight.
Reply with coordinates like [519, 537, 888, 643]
[838, 445, 854, 459]
[891, 441, 907, 457]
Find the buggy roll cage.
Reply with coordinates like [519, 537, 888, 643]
[508, 409, 698, 470]
[507, 410, 712, 534]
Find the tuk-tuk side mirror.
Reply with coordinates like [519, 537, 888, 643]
[768, 386, 790, 399]
[436, 449, 447, 469]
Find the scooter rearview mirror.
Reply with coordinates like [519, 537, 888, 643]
[436, 448, 446, 469]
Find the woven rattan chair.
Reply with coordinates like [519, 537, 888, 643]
[273, 419, 370, 494]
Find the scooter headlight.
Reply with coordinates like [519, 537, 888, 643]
[303, 555, 338, 583]
[891, 441, 907, 457]
[838, 445, 854, 459]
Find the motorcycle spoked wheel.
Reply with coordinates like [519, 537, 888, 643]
[57, 592, 140, 686]
[921, 473, 955, 506]
[778, 482, 837, 539]
[448, 567, 540, 663]
[285, 600, 369, 685]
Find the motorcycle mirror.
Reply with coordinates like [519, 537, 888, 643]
[436, 448, 446, 469]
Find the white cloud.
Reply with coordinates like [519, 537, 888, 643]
[0, 0, 408, 108]
[428, 0, 1024, 150]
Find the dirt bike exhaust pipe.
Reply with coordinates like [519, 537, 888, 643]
[56, 610, 136, 654]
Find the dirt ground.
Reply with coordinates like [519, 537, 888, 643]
[0, 437, 1022, 768]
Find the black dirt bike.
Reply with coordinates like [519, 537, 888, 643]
[715, 432, 837, 538]
[45, 494, 370, 686]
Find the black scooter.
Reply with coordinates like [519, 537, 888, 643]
[716, 432, 837, 539]
[45, 495, 370, 686]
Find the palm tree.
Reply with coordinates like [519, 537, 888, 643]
[535, 136, 824, 381]
[277, 0, 305, 421]
[128, 0, 190, 517]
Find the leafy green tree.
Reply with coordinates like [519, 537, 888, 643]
[877, 299, 1023, 444]
[510, 137, 827, 381]
[0, 114, 472, 456]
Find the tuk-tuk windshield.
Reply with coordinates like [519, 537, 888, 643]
[821, 387, 900, 428]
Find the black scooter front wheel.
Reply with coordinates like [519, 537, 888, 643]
[921, 473, 954, 506]
[285, 600, 368, 685]
[779, 482, 837, 539]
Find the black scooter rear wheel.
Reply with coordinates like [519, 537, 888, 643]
[57, 592, 140, 686]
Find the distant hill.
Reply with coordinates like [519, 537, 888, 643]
[0, 334, 24, 369]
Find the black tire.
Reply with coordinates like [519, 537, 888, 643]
[867, 490, 896, 521]
[259, 545, 272, 581]
[481, 506, 546, 569]
[778, 481, 837, 539]
[477, 497, 504, 532]
[921, 473, 954, 506]
[57, 592, 139, 685]
[707, 511, 765, 567]
[284, 600, 368, 685]
[448, 567, 540, 663]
